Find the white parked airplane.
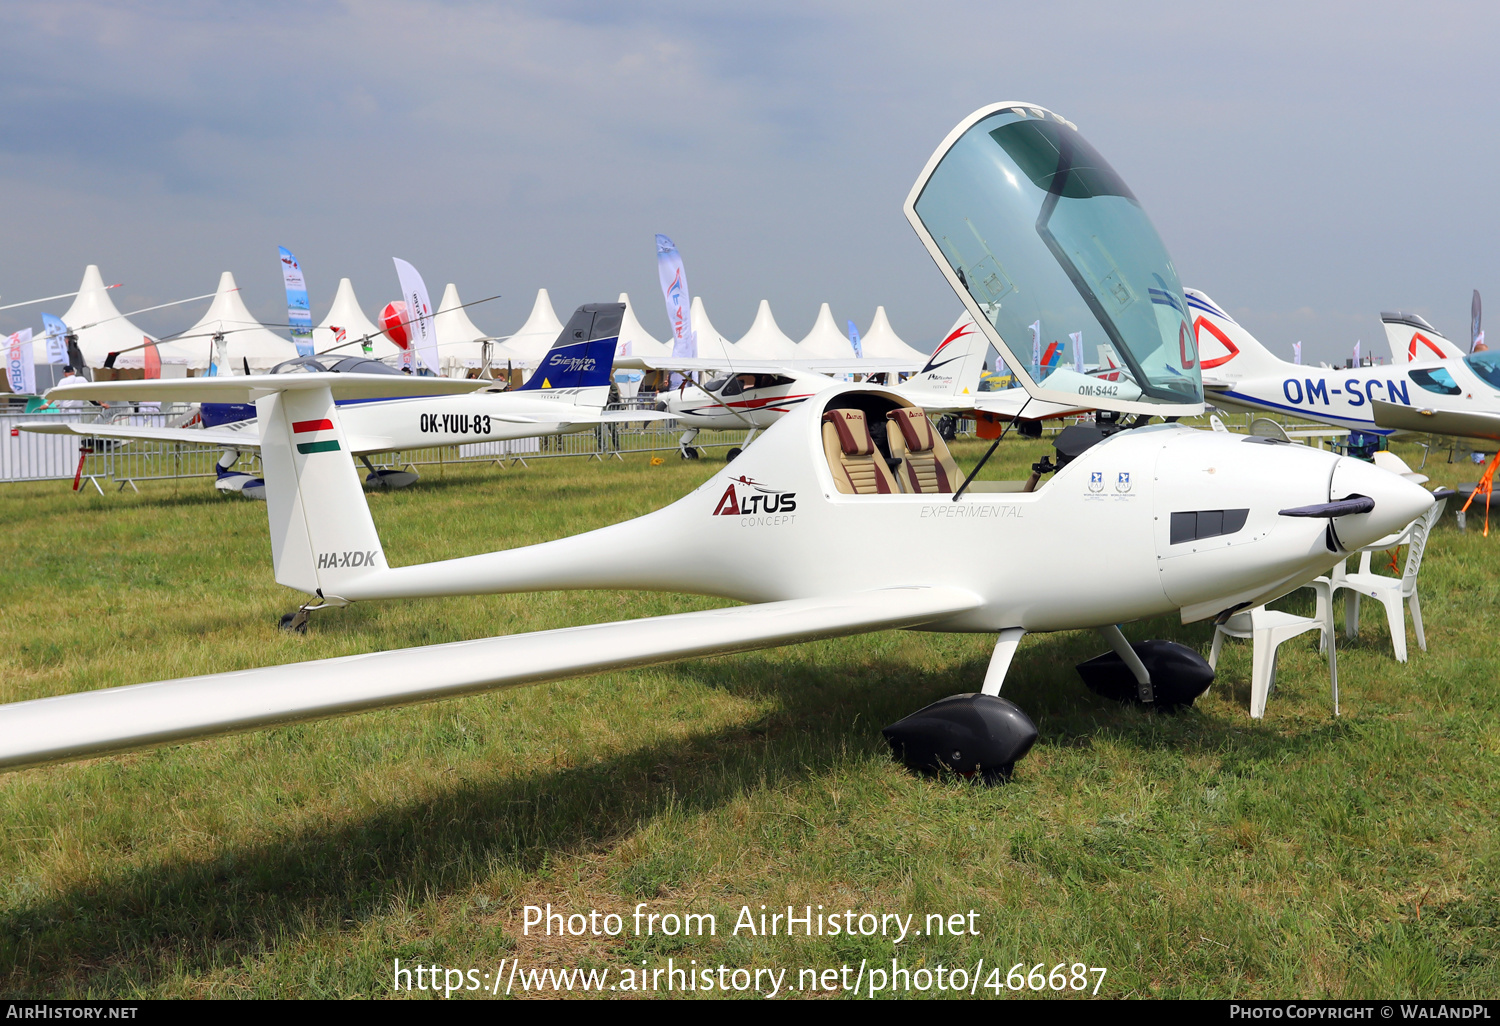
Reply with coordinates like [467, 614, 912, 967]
[21, 303, 675, 493]
[1190, 290, 1500, 444]
[0, 102, 1434, 782]
[637, 312, 1090, 458]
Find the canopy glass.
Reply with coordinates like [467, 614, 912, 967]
[908, 105, 1201, 411]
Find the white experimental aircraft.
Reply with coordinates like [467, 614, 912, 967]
[22, 303, 674, 493]
[1189, 290, 1500, 444]
[0, 103, 1433, 782]
[638, 313, 1092, 458]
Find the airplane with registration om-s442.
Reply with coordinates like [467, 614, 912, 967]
[0, 102, 1434, 784]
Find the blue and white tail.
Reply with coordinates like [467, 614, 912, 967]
[516, 302, 624, 407]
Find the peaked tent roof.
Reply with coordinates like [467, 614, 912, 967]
[797, 303, 857, 360]
[733, 300, 801, 361]
[615, 293, 671, 360]
[503, 289, 565, 367]
[689, 296, 739, 365]
[55, 265, 197, 368]
[314, 278, 403, 361]
[856, 306, 929, 362]
[435, 283, 520, 368]
[173, 271, 300, 371]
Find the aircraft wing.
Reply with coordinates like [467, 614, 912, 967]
[615, 356, 917, 375]
[18, 420, 261, 448]
[44, 373, 486, 404]
[1372, 399, 1500, 441]
[0, 586, 982, 772]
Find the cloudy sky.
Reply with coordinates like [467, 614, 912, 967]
[0, 1, 1495, 364]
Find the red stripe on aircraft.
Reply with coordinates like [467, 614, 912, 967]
[292, 419, 335, 434]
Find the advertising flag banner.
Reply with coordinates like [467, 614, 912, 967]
[1353, 340, 1361, 365]
[1293, 341, 1302, 365]
[847, 320, 863, 359]
[392, 258, 441, 374]
[6, 328, 35, 395]
[1070, 331, 1083, 372]
[41, 314, 69, 365]
[278, 247, 315, 357]
[1029, 320, 1041, 378]
[1474, 290, 1485, 352]
[655, 234, 696, 359]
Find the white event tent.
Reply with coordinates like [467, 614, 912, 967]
[435, 283, 518, 372]
[857, 306, 930, 363]
[797, 303, 858, 360]
[502, 289, 565, 372]
[173, 271, 300, 371]
[734, 300, 802, 361]
[689, 296, 739, 365]
[615, 293, 671, 360]
[53, 265, 196, 369]
[313, 278, 403, 362]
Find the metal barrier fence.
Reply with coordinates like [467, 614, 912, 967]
[0, 404, 1330, 493]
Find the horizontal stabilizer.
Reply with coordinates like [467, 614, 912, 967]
[1372, 398, 1500, 441]
[43, 372, 483, 405]
[615, 356, 917, 374]
[0, 587, 982, 773]
[19, 420, 261, 448]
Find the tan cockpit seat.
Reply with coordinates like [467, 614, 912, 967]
[822, 409, 899, 494]
[886, 407, 960, 494]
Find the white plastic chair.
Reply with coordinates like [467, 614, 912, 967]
[1330, 496, 1446, 662]
[1209, 578, 1338, 718]
[1209, 414, 1229, 433]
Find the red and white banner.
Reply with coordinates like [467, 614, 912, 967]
[5, 329, 35, 395]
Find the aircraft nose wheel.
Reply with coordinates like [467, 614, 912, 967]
[680, 446, 701, 460]
[882, 694, 1039, 783]
[278, 611, 310, 634]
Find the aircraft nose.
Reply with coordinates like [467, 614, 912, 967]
[1327, 455, 1434, 550]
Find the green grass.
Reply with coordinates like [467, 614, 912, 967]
[0, 431, 1497, 999]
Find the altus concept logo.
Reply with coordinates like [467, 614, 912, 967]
[712, 475, 797, 516]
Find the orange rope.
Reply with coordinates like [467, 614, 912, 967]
[1386, 547, 1402, 575]
[1461, 449, 1500, 536]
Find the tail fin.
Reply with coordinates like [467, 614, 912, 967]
[1184, 288, 1287, 380]
[907, 313, 988, 396]
[1381, 311, 1464, 363]
[257, 385, 386, 601]
[516, 303, 624, 403]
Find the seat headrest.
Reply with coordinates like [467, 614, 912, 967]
[822, 409, 877, 456]
[886, 407, 935, 452]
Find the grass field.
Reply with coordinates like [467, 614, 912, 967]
[1, 430, 1497, 999]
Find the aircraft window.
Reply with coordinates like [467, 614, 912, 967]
[1409, 367, 1461, 396]
[720, 374, 758, 397]
[704, 376, 730, 393]
[1170, 508, 1249, 545]
[329, 357, 401, 375]
[760, 374, 795, 388]
[911, 108, 1201, 406]
[1464, 351, 1500, 390]
[271, 356, 330, 375]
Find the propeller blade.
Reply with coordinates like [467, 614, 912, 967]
[1279, 496, 1375, 518]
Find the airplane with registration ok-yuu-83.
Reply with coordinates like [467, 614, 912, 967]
[19, 302, 673, 494]
[0, 102, 1434, 784]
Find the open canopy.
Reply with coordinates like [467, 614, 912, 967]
[174, 271, 300, 371]
[905, 102, 1202, 415]
[314, 278, 404, 362]
[734, 300, 801, 361]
